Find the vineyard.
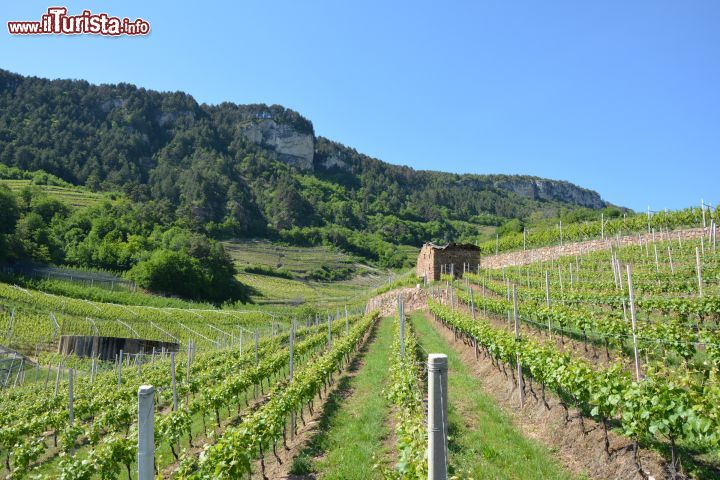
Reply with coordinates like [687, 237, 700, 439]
[1, 224, 720, 479]
[439, 229, 720, 478]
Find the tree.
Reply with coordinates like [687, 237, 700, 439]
[0, 186, 19, 234]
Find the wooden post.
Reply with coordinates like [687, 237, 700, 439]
[667, 246, 674, 274]
[626, 265, 642, 381]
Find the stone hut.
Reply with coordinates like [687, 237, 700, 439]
[416, 242, 481, 281]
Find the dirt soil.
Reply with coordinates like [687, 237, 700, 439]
[424, 309, 669, 480]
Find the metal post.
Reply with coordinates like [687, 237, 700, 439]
[559, 220, 563, 246]
[653, 244, 659, 273]
[399, 298, 405, 362]
[68, 368, 74, 425]
[137, 385, 155, 480]
[90, 356, 96, 384]
[290, 322, 295, 439]
[469, 287, 476, 320]
[118, 349, 123, 388]
[696, 247, 703, 298]
[428, 354, 448, 480]
[513, 285, 524, 408]
[171, 352, 178, 411]
[54, 362, 62, 398]
[626, 265, 642, 381]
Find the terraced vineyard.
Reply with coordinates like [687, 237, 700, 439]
[3, 225, 720, 480]
[0, 180, 105, 208]
[441, 230, 720, 479]
[0, 306, 373, 478]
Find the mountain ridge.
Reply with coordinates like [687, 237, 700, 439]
[0, 68, 618, 258]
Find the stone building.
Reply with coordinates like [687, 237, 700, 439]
[416, 242, 481, 281]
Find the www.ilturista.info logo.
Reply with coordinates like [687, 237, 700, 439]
[8, 7, 150, 36]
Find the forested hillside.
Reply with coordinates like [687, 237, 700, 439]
[0, 69, 620, 301]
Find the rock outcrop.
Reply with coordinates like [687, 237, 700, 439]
[239, 119, 314, 170]
[490, 176, 607, 209]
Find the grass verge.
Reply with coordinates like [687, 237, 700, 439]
[410, 311, 577, 480]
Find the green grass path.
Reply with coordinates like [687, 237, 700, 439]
[297, 317, 394, 479]
[410, 312, 577, 480]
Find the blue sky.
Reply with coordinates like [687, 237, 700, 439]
[1, 1, 718, 212]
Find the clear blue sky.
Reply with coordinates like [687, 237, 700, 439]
[1, 1, 718, 212]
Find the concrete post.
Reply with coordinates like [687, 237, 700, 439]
[428, 354, 448, 480]
[137, 385, 155, 480]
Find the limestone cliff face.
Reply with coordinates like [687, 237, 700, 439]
[489, 176, 607, 209]
[239, 119, 314, 170]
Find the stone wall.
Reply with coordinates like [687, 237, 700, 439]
[480, 227, 710, 269]
[366, 287, 427, 317]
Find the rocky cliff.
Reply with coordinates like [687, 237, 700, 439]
[488, 176, 607, 209]
[239, 118, 315, 170]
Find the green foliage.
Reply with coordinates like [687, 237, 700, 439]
[128, 245, 247, 304]
[0, 185, 19, 234]
[242, 264, 294, 279]
[0, 68, 610, 267]
[289, 454, 314, 475]
[496, 218, 523, 236]
[307, 264, 355, 282]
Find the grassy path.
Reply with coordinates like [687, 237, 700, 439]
[294, 317, 394, 479]
[410, 312, 577, 480]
